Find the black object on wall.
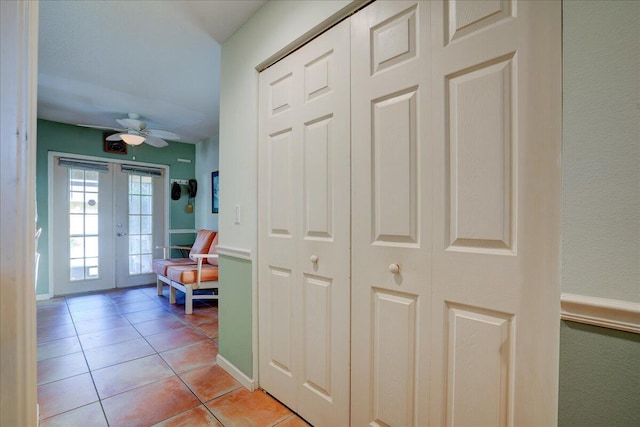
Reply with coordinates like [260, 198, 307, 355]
[171, 182, 181, 200]
[188, 179, 198, 198]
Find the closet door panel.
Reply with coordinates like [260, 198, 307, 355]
[259, 19, 350, 427]
[429, 1, 562, 426]
[259, 52, 302, 408]
[351, 2, 431, 427]
[297, 19, 351, 427]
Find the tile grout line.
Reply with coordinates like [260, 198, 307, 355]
[67, 295, 112, 427]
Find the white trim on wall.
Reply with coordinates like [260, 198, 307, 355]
[169, 229, 197, 234]
[217, 354, 256, 392]
[217, 246, 252, 261]
[561, 293, 640, 334]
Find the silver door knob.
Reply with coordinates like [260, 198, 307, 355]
[310, 255, 319, 264]
[388, 263, 400, 274]
[117, 232, 127, 237]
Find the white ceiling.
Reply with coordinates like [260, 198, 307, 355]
[38, 0, 266, 144]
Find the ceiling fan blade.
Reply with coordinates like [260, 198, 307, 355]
[116, 118, 145, 131]
[144, 136, 169, 148]
[77, 124, 123, 131]
[105, 133, 125, 141]
[146, 129, 179, 140]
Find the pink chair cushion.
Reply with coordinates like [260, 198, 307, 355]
[166, 264, 219, 287]
[152, 258, 196, 276]
[206, 233, 219, 266]
[189, 230, 216, 260]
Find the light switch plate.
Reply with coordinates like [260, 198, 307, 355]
[234, 205, 241, 224]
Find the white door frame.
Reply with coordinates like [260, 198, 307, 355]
[0, 0, 39, 425]
[47, 151, 170, 297]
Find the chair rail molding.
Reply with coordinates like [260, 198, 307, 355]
[217, 245, 252, 261]
[561, 293, 640, 334]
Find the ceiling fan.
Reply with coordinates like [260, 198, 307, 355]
[78, 113, 179, 148]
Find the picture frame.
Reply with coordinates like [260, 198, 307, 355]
[103, 132, 127, 155]
[212, 170, 219, 214]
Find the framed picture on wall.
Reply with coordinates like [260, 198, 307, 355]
[212, 171, 219, 213]
[103, 132, 127, 154]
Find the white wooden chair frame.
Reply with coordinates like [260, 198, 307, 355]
[155, 246, 219, 314]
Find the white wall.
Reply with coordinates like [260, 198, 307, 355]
[562, 0, 640, 302]
[195, 135, 219, 230]
[218, 0, 358, 253]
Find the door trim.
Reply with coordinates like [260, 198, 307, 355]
[47, 151, 170, 296]
[0, 0, 39, 424]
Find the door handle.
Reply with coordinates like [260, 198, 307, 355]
[388, 263, 400, 274]
[310, 255, 319, 264]
[117, 232, 127, 237]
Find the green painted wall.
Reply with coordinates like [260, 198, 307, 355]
[559, 321, 640, 426]
[36, 119, 196, 296]
[218, 255, 252, 378]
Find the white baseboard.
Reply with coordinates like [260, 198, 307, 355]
[217, 354, 256, 391]
[561, 293, 640, 334]
[35, 294, 51, 301]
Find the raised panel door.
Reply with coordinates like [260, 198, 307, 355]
[258, 19, 351, 427]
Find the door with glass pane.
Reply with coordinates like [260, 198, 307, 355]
[114, 166, 165, 287]
[52, 157, 165, 295]
[52, 158, 116, 295]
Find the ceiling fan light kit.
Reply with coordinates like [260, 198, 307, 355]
[120, 133, 146, 145]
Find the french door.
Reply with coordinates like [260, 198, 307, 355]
[51, 156, 166, 295]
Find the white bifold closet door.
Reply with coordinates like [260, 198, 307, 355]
[351, 2, 561, 427]
[258, 19, 351, 427]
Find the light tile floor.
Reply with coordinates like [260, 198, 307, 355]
[37, 284, 309, 427]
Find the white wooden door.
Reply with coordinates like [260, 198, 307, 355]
[258, 19, 351, 427]
[429, 1, 561, 425]
[114, 166, 165, 287]
[351, 2, 432, 426]
[52, 157, 116, 295]
[351, 1, 561, 426]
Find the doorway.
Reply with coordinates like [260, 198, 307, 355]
[50, 154, 167, 296]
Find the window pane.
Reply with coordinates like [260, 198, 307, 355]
[141, 179, 152, 195]
[140, 235, 153, 254]
[85, 257, 98, 267]
[129, 215, 140, 235]
[129, 175, 141, 194]
[85, 171, 99, 192]
[70, 258, 84, 281]
[69, 215, 84, 235]
[69, 192, 84, 213]
[129, 235, 141, 255]
[70, 237, 84, 258]
[85, 236, 99, 258]
[70, 169, 84, 182]
[140, 215, 152, 234]
[141, 196, 152, 214]
[85, 215, 98, 235]
[129, 195, 140, 214]
[140, 254, 153, 273]
[129, 255, 140, 275]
